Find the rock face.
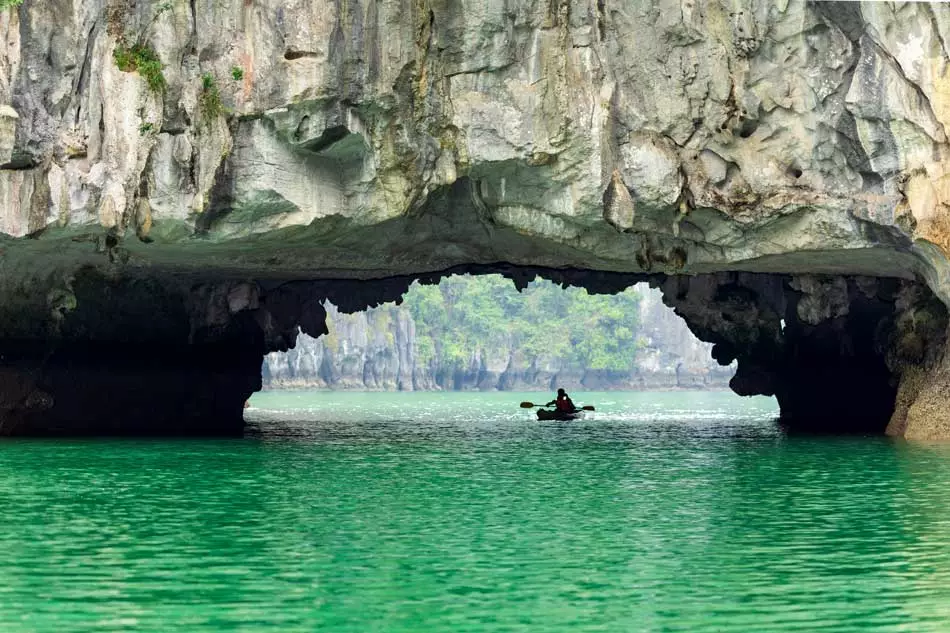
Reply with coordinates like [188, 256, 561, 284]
[659, 273, 948, 433]
[264, 303, 426, 392]
[0, 270, 281, 435]
[262, 286, 733, 391]
[2, 1, 950, 435]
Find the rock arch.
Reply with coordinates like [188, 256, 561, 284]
[3, 1, 950, 435]
[0, 260, 946, 437]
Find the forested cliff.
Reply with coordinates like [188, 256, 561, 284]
[263, 277, 732, 391]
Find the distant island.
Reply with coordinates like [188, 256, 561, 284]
[263, 276, 733, 392]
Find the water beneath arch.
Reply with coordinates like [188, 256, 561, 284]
[2, 391, 950, 632]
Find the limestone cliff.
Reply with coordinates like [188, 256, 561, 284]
[262, 286, 732, 390]
[264, 303, 427, 391]
[3, 0, 950, 281]
[2, 1, 950, 435]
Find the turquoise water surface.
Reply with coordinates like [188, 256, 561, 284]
[3, 391, 950, 632]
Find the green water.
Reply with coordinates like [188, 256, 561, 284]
[3, 391, 950, 632]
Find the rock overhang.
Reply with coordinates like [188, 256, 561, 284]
[2, 0, 950, 435]
[0, 254, 944, 437]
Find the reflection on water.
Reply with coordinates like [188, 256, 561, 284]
[1, 391, 950, 632]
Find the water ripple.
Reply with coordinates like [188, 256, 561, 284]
[0, 391, 949, 631]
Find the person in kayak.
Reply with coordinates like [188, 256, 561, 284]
[546, 388, 577, 413]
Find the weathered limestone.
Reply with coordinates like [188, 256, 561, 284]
[658, 273, 948, 434]
[0, 262, 939, 436]
[0, 1, 945, 276]
[0, 270, 288, 435]
[0, 105, 16, 166]
[2, 1, 950, 434]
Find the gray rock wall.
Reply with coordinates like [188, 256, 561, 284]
[1, 1, 949, 293]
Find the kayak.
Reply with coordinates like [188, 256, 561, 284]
[536, 409, 585, 421]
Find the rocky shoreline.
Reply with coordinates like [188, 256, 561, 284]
[262, 383, 734, 393]
[262, 375, 734, 393]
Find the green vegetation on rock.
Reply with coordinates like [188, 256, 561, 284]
[230, 66, 244, 81]
[114, 42, 166, 93]
[402, 275, 643, 373]
[199, 73, 225, 122]
[0, 0, 22, 11]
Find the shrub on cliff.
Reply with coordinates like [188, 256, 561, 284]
[114, 42, 166, 93]
[110, 1, 173, 93]
[199, 73, 225, 122]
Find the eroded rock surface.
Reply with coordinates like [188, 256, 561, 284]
[657, 273, 948, 434]
[0, 1, 948, 278]
[2, 1, 950, 434]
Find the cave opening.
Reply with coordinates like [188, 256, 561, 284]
[0, 265, 945, 438]
[260, 274, 737, 394]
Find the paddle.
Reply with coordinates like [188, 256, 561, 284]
[520, 401, 595, 412]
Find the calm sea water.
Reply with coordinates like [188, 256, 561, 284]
[2, 391, 950, 632]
